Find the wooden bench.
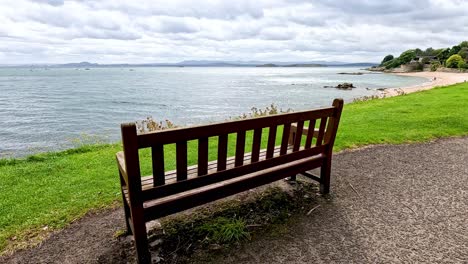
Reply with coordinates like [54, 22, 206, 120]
[116, 99, 343, 263]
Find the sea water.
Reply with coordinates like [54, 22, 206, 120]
[0, 66, 427, 157]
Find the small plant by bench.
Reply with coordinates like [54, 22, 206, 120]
[116, 99, 343, 263]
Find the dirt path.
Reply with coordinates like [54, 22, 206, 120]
[2, 137, 467, 263]
[207, 137, 468, 263]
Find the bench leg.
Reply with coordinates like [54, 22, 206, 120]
[119, 172, 133, 235]
[320, 158, 331, 194]
[130, 207, 151, 264]
[289, 174, 297, 181]
[123, 199, 132, 235]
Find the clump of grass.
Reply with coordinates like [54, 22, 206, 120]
[196, 217, 250, 244]
[136, 116, 177, 134]
[231, 103, 293, 120]
[353, 94, 383, 103]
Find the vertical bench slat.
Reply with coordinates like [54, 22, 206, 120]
[235, 131, 246, 167]
[316, 117, 327, 146]
[151, 145, 165, 186]
[266, 126, 277, 159]
[251, 128, 262, 162]
[197, 137, 208, 176]
[280, 123, 291, 155]
[217, 134, 228, 171]
[305, 119, 316, 148]
[293, 121, 304, 151]
[176, 141, 188, 181]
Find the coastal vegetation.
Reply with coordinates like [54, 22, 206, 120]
[378, 41, 468, 71]
[1, 82, 468, 254]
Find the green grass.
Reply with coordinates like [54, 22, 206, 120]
[0, 83, 467, 253]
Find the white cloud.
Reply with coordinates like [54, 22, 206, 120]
[0, 0, 467, 64]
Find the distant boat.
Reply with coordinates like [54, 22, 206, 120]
[85, 68, 90, 70]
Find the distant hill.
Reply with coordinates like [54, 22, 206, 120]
[1, 60, 378, 68]
[60, 61, 100, 67]
[256, 63, 326, 67]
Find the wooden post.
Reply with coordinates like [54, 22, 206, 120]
[121, 123, 151, 264]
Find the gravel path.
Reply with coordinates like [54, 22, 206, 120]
[2, 137, 467, 263]
[209, 137, 468, 263]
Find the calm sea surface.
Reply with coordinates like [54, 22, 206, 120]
[0, 66, 427, 157]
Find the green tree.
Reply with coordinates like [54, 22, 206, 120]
[383, 58, 402, 69]
[458, 47, 468, 59]
[437, 48, 451, 64]
[446, 54, 464, 68]
[381, 54, 394, 65]
[424, 47, 435, 56]
[448, 45, 462, 57]
[399, 49, 417, 64]
[415, 48, 423, 56]
[460, 41, 468, 48]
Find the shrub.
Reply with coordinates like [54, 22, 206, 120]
[430, 61, 441, 71]
[446, 54, 464, 68]
[458, 61, 468, 69]
[136, 117, 177, 133]
[414, 62, 424, 71]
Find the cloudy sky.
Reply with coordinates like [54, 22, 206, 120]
[0, 0, 467, 64]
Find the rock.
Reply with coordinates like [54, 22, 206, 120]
[146, 220, 162, 231]
[335, 83, 355, 89]
[337, 72, 364, 75]
[149, 238, 163, 248]
[376, 88, 387, 91]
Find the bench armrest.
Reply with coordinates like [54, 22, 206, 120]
[116, 151, 129, 186]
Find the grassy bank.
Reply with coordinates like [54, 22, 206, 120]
[1, 83, 467, 254]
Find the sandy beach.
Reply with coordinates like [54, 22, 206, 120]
[382, 71, 468, 96]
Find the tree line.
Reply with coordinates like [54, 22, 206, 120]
[380, 41, 468, 70]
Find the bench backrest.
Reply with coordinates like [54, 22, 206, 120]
[120, 99, 343, 202]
